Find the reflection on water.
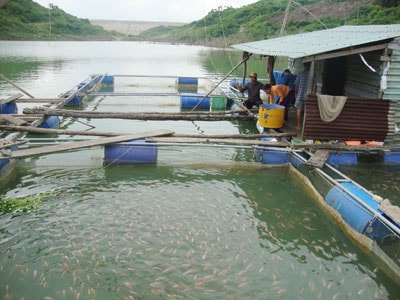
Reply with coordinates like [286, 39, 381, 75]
[0, 165, 399, 299]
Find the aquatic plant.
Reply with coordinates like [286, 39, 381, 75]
[0, 192, 54, 214]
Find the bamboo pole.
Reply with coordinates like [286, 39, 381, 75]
[23, 108, 255, 121]
[0, 125, 124, 137]
[146, 137, 289, 147]
[191, 53, 253, 111]
[0, 74, 35, 98]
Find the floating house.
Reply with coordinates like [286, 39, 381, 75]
[232, 24, 400, 145]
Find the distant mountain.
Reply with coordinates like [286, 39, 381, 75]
[90, 20, 186, 36]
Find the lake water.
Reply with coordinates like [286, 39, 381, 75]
[0, 41, 399, 299]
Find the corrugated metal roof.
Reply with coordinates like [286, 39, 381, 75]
[231, 25, 400, 59]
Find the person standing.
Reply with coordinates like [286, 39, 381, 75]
[262, 84, 293, 121]
[234, 72, 264, 109]
[294, 63, 317, 131]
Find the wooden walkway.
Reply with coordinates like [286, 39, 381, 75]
[0, 130, 174, 159]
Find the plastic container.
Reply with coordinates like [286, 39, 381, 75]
[254, 148, 289, 165]
[0, 102, 17, 114]
[180, 95, 210, 109]
[39, 116, 60, 128]
[326, 152, 358, 165]
[211, 96, 226, 110]
[258, 104, 285, 128]
[104, 139, 157, 165]
[102, 75, 114, 85]
[177, 77, 198, 86]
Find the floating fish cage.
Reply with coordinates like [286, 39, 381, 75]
[104, 139, 158, 165]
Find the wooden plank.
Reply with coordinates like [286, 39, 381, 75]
[380, 204, 400, 225]
[0, 130, 174, 159]
[0, 114, 28, 126]
[306, 149, 330, 167]
[15, 98, 66, 103]
[0, 93, 23, 105]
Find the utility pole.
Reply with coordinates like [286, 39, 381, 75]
[280, 0, 292, 36]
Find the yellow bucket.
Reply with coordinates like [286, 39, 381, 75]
[258, 104, 285, 128]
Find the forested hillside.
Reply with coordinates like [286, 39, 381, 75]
[0, 0, 399, 44]
[137, 0, 400, 46]
[0, 0, 120, 40]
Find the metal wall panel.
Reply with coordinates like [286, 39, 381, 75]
[384, 49, 400, 145]
[303, 95, 396, 143]
[345, 52, 381, 98]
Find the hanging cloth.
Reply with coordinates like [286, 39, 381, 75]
[317, 94, 347, 122]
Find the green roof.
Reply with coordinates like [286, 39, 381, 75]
[231, 25, 400, 59]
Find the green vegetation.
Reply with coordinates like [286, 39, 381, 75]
[136, 0, 400, 46]
[0, 0, 121, 40]
[0, 192, 55, 214]
[0, 0, 399, 44]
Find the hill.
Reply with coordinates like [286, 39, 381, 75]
[0, 0, 119, 40]
[1, 0, 399, 44]
[90, 20, 186, 36]
[135, 0, 400, 46]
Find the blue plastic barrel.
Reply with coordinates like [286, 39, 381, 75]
[102, 76, 114, 85]
[104, 139, 157, 165]
[254, 148, 289, 165]
[39, 116, 60, 128]
[273, 70, 296, 89]
[180, 95, 210, 109]
[384, 150, 400, 164]
[65, 95, 83, 106]
[326, 152, 358, 165]
[177, 77, 198, 86]
[325, 183, 376, 234]
[0, 102, 17, 114]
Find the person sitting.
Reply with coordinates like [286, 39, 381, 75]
[262, 84, 293, 121]
[234, 72, 264, 109]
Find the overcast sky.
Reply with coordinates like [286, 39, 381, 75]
[33, 0, 259, 23]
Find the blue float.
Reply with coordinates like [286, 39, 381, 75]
[254, 146, 289, 165]
[104, 139, 157, 165]
[65, 94, 83, 106]
[180, 95, 210, 109]
[39, 116, 60, 128]
[326, 152, 358, 165]
[102, 75, 114, 85]
[384, 150, 400, 164]
[0, 102, 17, 114]
[325, 182, 393, 241]
[177, 77, 198, 86]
